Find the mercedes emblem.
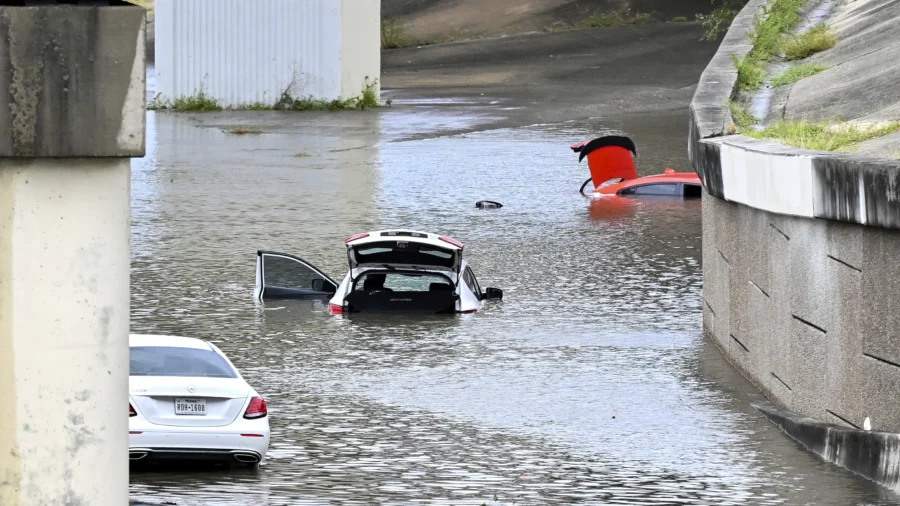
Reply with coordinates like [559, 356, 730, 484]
[187, 384, 196, 393]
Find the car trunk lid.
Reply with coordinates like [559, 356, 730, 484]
[129, 376, 251, 427]
[347, 237, 460, 273]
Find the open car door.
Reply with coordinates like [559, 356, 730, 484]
[254, 250, 338, 300]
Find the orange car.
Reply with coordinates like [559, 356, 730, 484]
[570, 135, 702, 197]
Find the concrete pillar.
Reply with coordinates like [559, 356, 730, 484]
[0, 5, 145, 506]
[341, 0, 381, 99]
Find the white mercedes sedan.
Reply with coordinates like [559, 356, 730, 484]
[128, 334, 270, 468]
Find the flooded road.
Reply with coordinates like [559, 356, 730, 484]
[128, 98, 900, 506]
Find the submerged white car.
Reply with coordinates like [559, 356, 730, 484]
[254, 229, 503, 314]
[128, 334, 270, 468]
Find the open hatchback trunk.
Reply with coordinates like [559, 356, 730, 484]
[345, 231, 461, 272]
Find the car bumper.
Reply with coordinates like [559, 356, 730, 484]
[129, 424, 270, 465]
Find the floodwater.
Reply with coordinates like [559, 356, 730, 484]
[129, 96, 900, 505]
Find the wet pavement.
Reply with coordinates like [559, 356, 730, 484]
[129, 102, 900, 505]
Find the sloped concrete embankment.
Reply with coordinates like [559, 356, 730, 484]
[777, 0, 900, 156]
[688, 0, 900, 491]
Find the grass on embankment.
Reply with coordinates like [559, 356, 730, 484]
[745, 121, 900, 151]
[727, 99, 758, 130]
[381, 18, 441, 49]
[381, 18, 409, 49]
[770, 63, 828, 87]
[730, 0, 805, 92]
[580, 9, 652, 27]
[149, 80, 389, 112]
[781, 24, 837, 60]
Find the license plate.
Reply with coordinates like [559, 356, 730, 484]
[174, 398, 207, 415]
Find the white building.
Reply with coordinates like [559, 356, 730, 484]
[154, 0, 380, 107]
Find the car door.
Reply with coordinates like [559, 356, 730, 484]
[254, 250, 338, 300]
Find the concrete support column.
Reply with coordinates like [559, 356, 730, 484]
[0, 5, 145, 506]
[340, 0, 381, 99]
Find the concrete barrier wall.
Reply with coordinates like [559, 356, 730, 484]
[688, 0, 900, 487]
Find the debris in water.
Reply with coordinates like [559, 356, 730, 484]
[476, 200, 503, 209]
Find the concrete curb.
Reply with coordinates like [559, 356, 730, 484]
[687, 0, 900, 230]
[698, 136, 900, 228]
[753, 401, 900, 491]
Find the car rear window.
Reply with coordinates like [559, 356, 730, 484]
[130, 346, 238, 378]
[353, 241, 456, 268]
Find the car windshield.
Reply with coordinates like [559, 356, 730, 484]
[130, 346, 238, 378]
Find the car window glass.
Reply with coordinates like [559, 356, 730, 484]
[353, 241, 456, 268]
[130, 346, 238, 378]
[620, 183, 680, 196]
[462, 268, 476, 293]
[465, 267, 482, 299]
[264, 255, 331, 291]
[684, 184, 702, 197]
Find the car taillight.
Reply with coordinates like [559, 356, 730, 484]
[328, 303, 343, 314]
[243, 396, 267, 419]
[439, 236, 464, 248]
[129, 403, 136, 417]
[345, 233, 369, 243]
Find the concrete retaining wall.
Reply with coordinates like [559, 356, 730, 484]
[689, 0, 900, 489]
[702, 181, 900, 432]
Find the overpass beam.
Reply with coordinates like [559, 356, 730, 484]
[0, 4, 145, 505]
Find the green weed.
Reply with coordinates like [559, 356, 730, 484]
[580, 9, 652, 27]
[381, 18, 408, 49]
[673, 16, 688, 22]
[722, 0, 806, 93]
[696, 0, 747, 41]
[148, 87, 222, 112]
[781, 24, 836, 60]
[731, 54, 765, 92]
[747, 0, 804, 58]
[727, 99, 758, 130]
[746, 121, 900, 151]
[276, 78, 388, 111]
[770, 63, 828, 86]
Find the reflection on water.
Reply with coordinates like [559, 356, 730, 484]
[129, 109, 899, 505]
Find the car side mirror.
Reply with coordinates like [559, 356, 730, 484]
[483, 288, 503, 300]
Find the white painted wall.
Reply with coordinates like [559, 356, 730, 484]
[705, 137, 817, 218]
[155, 0, 380, 107]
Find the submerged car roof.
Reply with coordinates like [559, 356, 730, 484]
[345, 229, 463, 251]
[129, 333, 214, 350]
